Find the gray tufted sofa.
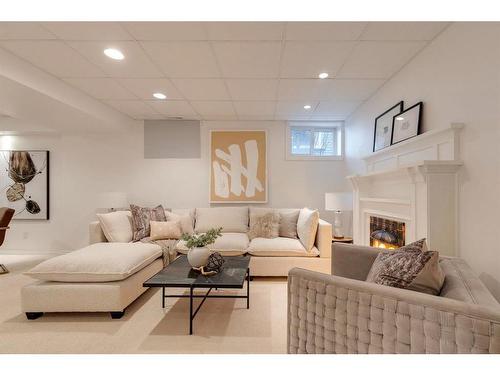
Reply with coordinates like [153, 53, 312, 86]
[287, 243, 500, 354]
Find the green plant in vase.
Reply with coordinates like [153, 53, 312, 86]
[181, 227, 223, 269]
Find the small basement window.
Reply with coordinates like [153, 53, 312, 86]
[286, 122, 343, 160]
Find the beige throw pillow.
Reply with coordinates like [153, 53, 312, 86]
[366, 239, 445, 295]
[150, 220, 183, 240]
[165, 211, 194, 234]
[297, 208, 319, 251]
[96, 210, 133, 243]
[248, 213, 280, 240]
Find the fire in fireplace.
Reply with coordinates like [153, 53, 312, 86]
[370, 216, 405, 249]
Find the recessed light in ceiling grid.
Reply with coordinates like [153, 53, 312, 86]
[153, 92, 167, 100]
[103, 48, 125, 60]
[303, 105, 312, 110]
[318, 72, 329, 79]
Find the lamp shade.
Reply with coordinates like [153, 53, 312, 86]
[325, 192, 352, 211]
[98, 192, 129, 209]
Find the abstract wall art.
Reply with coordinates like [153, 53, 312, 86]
[210, 130, 267, 203]
[0, 150, 49, 220]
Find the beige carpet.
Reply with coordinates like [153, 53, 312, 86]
[0, 254, 288, 354]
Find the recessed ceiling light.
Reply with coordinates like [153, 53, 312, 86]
[318, 72, 329, 79]
[304, 105, 312, 110]
[396, 116, 405, 121]
[153, 92, 167, 100]
[103, 48, 124, 60]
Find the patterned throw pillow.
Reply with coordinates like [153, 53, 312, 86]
[366, 239, 445, 295]
[248, 212, 280, 240]
[130, 204, 167, 241]
[279, 211, 299, 239]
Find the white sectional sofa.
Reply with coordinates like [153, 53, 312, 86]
[21, 206, 331, 319]
[90, 207, 332, 276]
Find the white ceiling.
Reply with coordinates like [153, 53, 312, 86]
[0, 22, 449, 122]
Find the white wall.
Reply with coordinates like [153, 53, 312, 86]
[345, 22, 500, 300]
[1, 120, 350, 253]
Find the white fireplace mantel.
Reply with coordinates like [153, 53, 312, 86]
[347, 124, 464, 256]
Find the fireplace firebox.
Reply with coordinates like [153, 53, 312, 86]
[369, 216, 405, 249]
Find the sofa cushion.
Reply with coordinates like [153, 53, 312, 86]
[176, 232, 249, 256]
[248, 237, 320, 257]
[165, 210, 194, 234]
[297, 208, 319, 251]
[25, 242, 162, 282]
[195, 207, 248, 233]
[96, 210, 133, 243]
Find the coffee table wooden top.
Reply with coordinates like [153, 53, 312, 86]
[143, 255, 250, 289]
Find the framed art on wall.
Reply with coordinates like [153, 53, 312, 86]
[0, 150, 49, 220]
[391, 102, 423, 145]
[210, 130, 267, 203]
[372, 101, 404, 152]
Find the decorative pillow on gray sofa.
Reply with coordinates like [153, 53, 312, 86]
[130, 204, 167, 241]
[248, 212, 280, 240]
[366, 239, 445, 295]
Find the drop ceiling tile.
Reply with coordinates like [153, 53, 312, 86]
[148, 100, 199, 119]
[280, 41, 355, 78]
[277, 79, 327, 101]
[0, 41, 104, 77]
[225, 79, 278, 101]
[42, 22, 133, 40]
[172, 79, 230, 100]
[320, 79, 385, 101]
[285, 22, 367, 41]
[360, 22, 449, 41]
[0, 22, 56, 40]
[275, 101, 317, 120]
[123, 22, 208, 41]
[337, 41, 426, 79]
[190, 101, 236, 119]
[141, 41, 220, 78]
[206, 22, 284, 40]
[117, 78, 184, 100]
[69, 41, 163, 78]
[233, 101, 276, 118]
[64, 78, 136, 100]
[212, 42, 282, 78]
[312, 101, 362, 120]
[105, 100, 161, 119]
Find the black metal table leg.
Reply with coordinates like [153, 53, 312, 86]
[247, 267, 250, 309]
[189, 285, 194, 335]
[162, 287, 165, 308]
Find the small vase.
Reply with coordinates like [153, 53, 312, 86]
[187, 247, 211, 268]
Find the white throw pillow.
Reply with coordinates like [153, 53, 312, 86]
[96, 211, 133, 243]
[195, 207, 249, 233]
[165, 210, 194, 234]
[150, 220, 183, 240]
[297, 208, 319, 251]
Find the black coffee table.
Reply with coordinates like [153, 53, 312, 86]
[143, 255, 250, 335]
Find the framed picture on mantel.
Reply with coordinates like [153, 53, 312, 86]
[372, 101, 404, 152]
[391, 102, 423, 145]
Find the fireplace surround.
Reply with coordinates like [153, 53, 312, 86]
[348, 123, 463, 256]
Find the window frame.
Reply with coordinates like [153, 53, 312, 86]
[285, 121, 344, 161]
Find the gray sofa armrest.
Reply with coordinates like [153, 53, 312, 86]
[287, 267, 500, 354]
[332, 243, 386, 280]
[89, 221, 107, 244]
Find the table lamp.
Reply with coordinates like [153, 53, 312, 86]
[98, 192, 129, 212]
[325, 192, 353, 239]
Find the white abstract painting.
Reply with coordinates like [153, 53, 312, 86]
[210, 131, 267, 203]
